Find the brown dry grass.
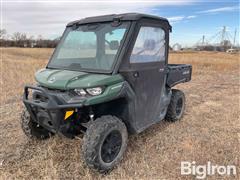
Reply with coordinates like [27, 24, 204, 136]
[0, 48, 239, 179]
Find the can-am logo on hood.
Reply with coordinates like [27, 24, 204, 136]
[48, 77, 56, 83]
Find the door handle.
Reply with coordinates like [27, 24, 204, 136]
[159, 68, 165, 72]
[133, 71, 139, 78]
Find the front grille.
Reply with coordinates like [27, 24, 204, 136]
[32, 86, 65, 103]
[45, 87, 66, 93]
[34, 93, 49, 103]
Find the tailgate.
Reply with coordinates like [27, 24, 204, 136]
[167, 64, 192, 87]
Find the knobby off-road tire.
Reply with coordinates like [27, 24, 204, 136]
[20, 108, 52, 139]
[165, 89, 186, 122]
[82, 116, 128, 173]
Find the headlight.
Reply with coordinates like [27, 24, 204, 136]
[86, 87, 103, 96]
[74, 89, 87, 96]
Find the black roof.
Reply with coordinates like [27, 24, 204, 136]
[67, 13, 171, 30]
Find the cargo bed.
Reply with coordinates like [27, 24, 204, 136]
[166, 64, 192, 87]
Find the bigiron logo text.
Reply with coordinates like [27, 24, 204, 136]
[181, 161, 237, 179]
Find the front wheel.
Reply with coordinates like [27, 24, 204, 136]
[20, 108, 52, 139]
[165, 89, 186, 122]
[82, 115, 128, 173]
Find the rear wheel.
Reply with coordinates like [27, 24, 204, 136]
[82, 115, 128, 173]
[165, 89, 185, 122]
[21, 108, 52, 139]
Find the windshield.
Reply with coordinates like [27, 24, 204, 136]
[48, 22, 130, 72]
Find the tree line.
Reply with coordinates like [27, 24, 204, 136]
[0, 29, 60, 48]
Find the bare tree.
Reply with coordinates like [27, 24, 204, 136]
[12, 32, 21, 41]
[29, 35, 34, 41]
[0, 30, 59, 48]
[36, 35, 44, 47]
[20, 33, 27, 41]
[0, 29, 7, 39]
[11, 32, 30, 47]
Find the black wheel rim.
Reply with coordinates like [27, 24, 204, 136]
[101, 130, 122, 163]
[176, 98, 183, 116]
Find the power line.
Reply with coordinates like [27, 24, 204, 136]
[196, 26, 238, 48]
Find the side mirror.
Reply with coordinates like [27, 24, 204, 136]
[109, 40, 119, 50]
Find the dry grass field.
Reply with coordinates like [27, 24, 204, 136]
[0, 48, 239, 179]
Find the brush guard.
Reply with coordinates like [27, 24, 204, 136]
[23, 85, 83, 133]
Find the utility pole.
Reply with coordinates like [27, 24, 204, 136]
[202, 35, 205, 46]
[233, 28, 237, 48]
[221, 26, 226, 45]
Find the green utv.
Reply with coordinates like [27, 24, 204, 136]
[21, 13, 192, 172]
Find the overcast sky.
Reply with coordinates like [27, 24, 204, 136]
[1, 0, 239, 46]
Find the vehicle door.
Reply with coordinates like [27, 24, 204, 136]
[123, 23, 168, 131]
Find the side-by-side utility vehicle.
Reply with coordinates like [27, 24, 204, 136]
[21, 13, 192, 172]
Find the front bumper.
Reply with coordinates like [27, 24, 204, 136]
[23, 85, 82, 133]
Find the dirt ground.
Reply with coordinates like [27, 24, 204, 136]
[0, 48, 239, 179]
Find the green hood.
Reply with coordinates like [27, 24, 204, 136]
[35, 68, 124, 90]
